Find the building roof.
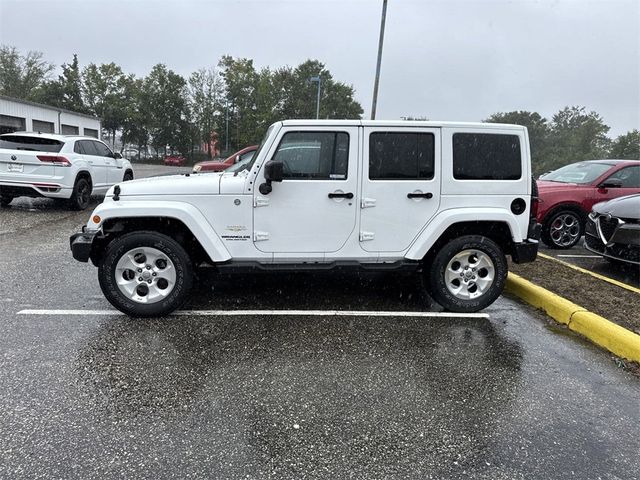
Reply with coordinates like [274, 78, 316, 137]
[0, 94, 100, 121]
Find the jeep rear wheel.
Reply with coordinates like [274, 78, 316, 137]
[427, 235, 507, 312]
[98, 231, 193, 317]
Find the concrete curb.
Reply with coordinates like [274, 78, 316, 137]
[505, 272, 640, 363]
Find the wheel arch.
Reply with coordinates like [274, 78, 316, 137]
[88, 201, 231, 266]
[541, 202, 587, 225]
[75, 170, 92, 189]
[405, 208, 523, 261]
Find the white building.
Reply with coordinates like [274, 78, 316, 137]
[0, 95, 101, 138]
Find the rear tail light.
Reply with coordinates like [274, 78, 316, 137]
[530, 176, 539, 218]
[531, 197, 539, 217]
[37, 155, 71, 167]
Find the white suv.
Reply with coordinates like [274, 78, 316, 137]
[71, 120, 541, 316]
[0, 132, 133, 209]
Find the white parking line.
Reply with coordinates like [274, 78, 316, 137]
[556, 254, 602, 258]
[16, 309, 489, 318]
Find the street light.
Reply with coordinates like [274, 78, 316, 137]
[309, 75, 321, 119]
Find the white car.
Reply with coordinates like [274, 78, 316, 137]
[71, 120, 541, 317]
[0, 132, 133, 209]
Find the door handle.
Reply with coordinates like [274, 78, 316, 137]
[407, 192, 433, 199]
[328, 192, 354, 199]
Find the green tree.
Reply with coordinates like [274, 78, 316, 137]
[188, 67, 223, 157]
[610, 129, 640, 159]
[219, 57, 364, 149]
[0, 45, 54, 99]
[83, 62, 130, 145]
[548, 106, 611, 168]
[34, 54, 87, 112]
[142, 64, 189, 156]
[120, 77, 149, 155]
[485, 111, 552, 174]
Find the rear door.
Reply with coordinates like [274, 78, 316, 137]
[360, 127, 441, 252]
[77, 140, 107, 187]
[91, 140, 115, 187]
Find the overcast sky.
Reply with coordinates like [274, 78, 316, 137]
[1, 0, 638, 136]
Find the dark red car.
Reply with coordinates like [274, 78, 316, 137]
[164, 154, 187, 166]
[192, 145, 258, 173]
[537, 159, 640, 248]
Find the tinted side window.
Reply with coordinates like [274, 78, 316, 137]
[273, 131, 349, 180]
[606, 166, 640, 188]
[74, 141, 84, 154]
[81, 140, 98, 156]
[93, 141, 113, 157]
[369, 132, 435, 180]
[453, 133, 522, 180]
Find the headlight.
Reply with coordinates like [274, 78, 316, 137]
[193, 165, 201, 172]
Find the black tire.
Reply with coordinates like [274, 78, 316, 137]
[541, 209, 584, 249]
[0, 193, 14, 207]
[68, 176, 92, 210]
[426, 235, 507, 313]
[123, 171, 133, 182]
[98, 231, 193, 317]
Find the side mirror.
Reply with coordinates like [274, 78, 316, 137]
[113, 152, 123, 160]
[259, 160, 284, 195]
[598, 179, 622, 189]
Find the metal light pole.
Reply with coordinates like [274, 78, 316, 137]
[310, 75, 322, 119]
[225, 100, 229, 152]
[371, 0, 388, 120]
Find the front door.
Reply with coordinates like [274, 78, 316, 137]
[360, 127, 441, 252]
[253, 126, 359, 253]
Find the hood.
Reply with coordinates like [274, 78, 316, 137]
[593, 194, 640, 220]
[536, 179, 582, 191]
[108, 173, 222, 197]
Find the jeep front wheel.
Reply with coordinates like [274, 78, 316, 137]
[98, 231, 193, 317]
[427, 235, 507, 313]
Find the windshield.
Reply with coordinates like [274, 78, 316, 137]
[0, 135, 63, 152]
[540, 162, 612, 184]
[244, 124, 275, 173]
[226, 155, 253, 173]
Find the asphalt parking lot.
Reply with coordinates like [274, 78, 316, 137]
[539, 242, 640, 288]
[1, 165, 639, 479]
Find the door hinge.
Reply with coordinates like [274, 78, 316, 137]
[254, 196, 270, 207]
[359, 231, 375, 242]
[254, 231, 270, 242]
[361, 197, 376, 208]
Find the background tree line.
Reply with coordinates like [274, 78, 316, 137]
[0, 45, 363, 160]
[0, 45, 637, 170]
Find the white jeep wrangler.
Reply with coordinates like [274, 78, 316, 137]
[70, 120, 541, 317]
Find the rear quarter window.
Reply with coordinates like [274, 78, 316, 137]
[453, 133, 522, 180]
[0, 135, 63, 153]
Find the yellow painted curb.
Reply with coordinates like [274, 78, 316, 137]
[505, 272, 640, 363]
[538, 253, 640, 295]
[504, 273, 583, 325]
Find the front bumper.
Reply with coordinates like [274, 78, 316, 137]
[70, 228, 99, 262]
[584, 217, 640, 265]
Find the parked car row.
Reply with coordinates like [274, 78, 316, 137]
[536, 159, 640, 249]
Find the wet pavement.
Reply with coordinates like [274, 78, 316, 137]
[539, 242, 640, 288]
[1, 165, 639, 479]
